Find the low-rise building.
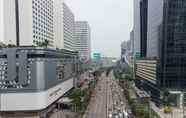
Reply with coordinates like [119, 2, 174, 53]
[101, 57, 117, 68]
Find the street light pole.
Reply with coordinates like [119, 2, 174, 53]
[106, 77, 108, 118]
[148, 91, 151, 118]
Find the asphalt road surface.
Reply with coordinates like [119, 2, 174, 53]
[84, 71, 132, 118]
[85, 73, 107, 118]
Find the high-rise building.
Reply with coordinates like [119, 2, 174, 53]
[54, 1, 76, 50]
[75, 21, 91, 60]
[129, 30, 134, 54]
[120, 31, 134, 67]
[54, 0, 64, 49]
[0, 0, 76, 51]
[0, 0, 57, 48]
[134, 0, 186, 107]
[146, 0, 163, 58]
[121, 41, 127, 56]
[63, 3, 75, 51]
[159, 0, 186, 90]
[140, 0, 148, 57]
[134, 0, 148, 58]
[133, 0, 141, 57]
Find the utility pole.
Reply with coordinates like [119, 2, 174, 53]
[106, 77, 108, 118]
[148, 91, 151, 118]
[183, 94, 186, 118]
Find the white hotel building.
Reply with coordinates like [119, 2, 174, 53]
[75, 21, 91, 60]
[63, 3, 75, 51]
[0, 0, 75, 50]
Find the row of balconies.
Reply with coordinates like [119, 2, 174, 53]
[136, 59, 157, 83]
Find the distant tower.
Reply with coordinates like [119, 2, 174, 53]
[75, 21, 91, 60]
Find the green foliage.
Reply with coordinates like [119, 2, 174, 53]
[35, 39, 49, 48]
[125, 74, 133, 81]
[124, 86, 160, 118]
[130, 102, 160, 118]
[163, 89, 170, 97]
[93, 70, 102, 78]
[0, 43, 16, 48]
[69, 89, 83, 107]
[106, 67, 112, 77]
[43, 39, 49, 47]
[163, 89, 170, 106]
[0, 42, 7, 48]
[164, 106, 172, 114]
[69, 85, 96, 115]
[113, 69, 120, 79]
[7, 44, 16, 47]
[0, 43, 17, 48]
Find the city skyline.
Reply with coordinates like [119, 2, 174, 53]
[65, 0, 134, 58]
[0, 0, 91, 58]
[1, 0, 186, 117]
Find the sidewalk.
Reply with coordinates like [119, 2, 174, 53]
[150, 102, 166, 118]
[151, 102, 184, 118]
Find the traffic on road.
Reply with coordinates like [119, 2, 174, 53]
[84, 71, 133, 118]
[108, 72, 133, 118]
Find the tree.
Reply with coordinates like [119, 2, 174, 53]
[0, 42, 7, 48]
[0, 43, 16, 48]
[93, 70, 102, 78]
[7, 44, 16, 48]
[69, 89, 84, 112]
[163, 89, 170, 106]
[35, 39, 49, 48]
[125, 75, 133, 81]
[106, 67, 113, 77]
[43, 39, 49, 48]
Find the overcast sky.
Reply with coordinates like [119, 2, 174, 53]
[65, 0, 133, 58]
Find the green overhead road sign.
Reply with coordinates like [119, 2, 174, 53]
[135, 52, 141, 59]
[93, 53, 101, 61]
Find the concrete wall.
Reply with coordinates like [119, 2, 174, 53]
[19, 0, 33, 46]
[0, 0, 17, 45]
[54, 0, 64, 49]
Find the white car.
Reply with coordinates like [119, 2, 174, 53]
[109, 113, 112, 118]
[123, 110, 129, 118]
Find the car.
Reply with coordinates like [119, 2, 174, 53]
[112, 113, 119, 118]
[123, 110, 129, 118]
[109, 113, 112, 118]
[118, 112, 123, 118]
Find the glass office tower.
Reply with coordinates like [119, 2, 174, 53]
[140, 0, 148, 57]
[159, 0, 186, 89]
[134, 0, 186, 106]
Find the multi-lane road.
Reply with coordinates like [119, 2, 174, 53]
[84, 71, 132, 118]
[84, 73, 107, 118]
[108, 72, 132, 118]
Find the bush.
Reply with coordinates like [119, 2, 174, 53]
[164, 106, 172, 114]
[125, 75, 133, 81]
[125, 88, 160, 118]
[106, 67, 113, 76]
[69, 89, 83, 111]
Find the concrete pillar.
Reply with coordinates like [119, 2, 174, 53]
[179, 93, 184, 109]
